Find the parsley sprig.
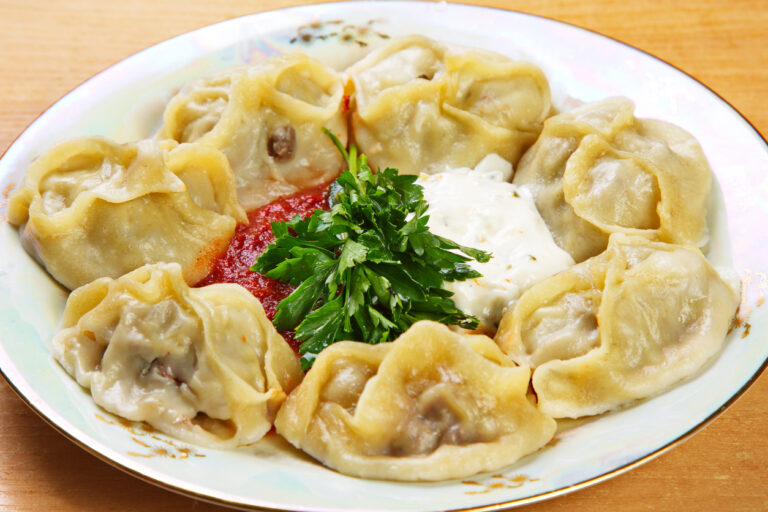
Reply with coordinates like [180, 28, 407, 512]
[252, 129, 491, 369]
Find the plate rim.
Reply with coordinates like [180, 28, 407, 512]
[1, 2, 767, 511]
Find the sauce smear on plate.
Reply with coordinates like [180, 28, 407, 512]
[196, 184, 330, 352]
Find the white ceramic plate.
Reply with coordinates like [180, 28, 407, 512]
[1, 2, 767, 511]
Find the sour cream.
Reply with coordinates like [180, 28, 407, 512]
[419, 154, 574, 330]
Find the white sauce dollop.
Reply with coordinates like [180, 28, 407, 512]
[419, 154, 574, 330]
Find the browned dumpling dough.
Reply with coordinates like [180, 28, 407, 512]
[513, 97, 712, 262]
[53, 263, 303, 447]
[346, 35, 551, 174]
[157, 54, 348, 210]
[495, 234, 740, 419]
[275, 321, 555, 481]
[6, 138, 246, 290]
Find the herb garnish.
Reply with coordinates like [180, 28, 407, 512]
[252, 129, 491, 369]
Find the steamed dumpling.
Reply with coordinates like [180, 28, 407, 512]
[495, 234, 740, 418]
[275, 321, 555, 481]
[7, 138, 247, 290]
[347, 35, 551, 174]
[157, 53, 348, 210]
[53, 263, 302, 447]
[513, 97, 712, 262]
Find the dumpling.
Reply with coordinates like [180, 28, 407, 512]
[495, 234, 740, 418]
[6, 138, 247, 290]
[157, 54, 348, 210]
[513, 97, 712, 262]
[157, 67, 243, 144]
[275, 321, 555, 481]
[52, 263, 302, 447]
[347, 35, 551, 174]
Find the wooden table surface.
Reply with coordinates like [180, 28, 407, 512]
[1, 0, 767, 510]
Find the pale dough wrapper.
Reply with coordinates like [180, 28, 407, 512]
[495, 234, 740, 418]
[6, 137, 247, 290]
[513, 97, 712, 262]
[157, 53, 348, 210]
[347, 35, 551, 174]
[275, 321, 555, 481]
[52, 263, 303, 447]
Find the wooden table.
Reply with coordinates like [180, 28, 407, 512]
[1, 1, 766, 510]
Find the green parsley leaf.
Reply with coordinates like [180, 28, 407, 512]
[253, 128, 492, 370]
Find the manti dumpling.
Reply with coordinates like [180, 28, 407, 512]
[513, 97, 712, 262]
[52, 263, 303, 447]
[275, 321, 555, 481]
[495, 234, 740, 418]
[7, 137, 247, 290]
[346, 35, 551, 174]
[157, 54, 347, 210]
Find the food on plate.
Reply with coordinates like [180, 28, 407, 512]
[252, 131, 491, 369]
[275, 321, 555, 481]
[495, 234, 740, 418]
[5, 32, 740, 483]
[513, 97, 712, 262]
[157, 53, 348, 210]
[418, 153, 574, 331]
[347, 35, 551, 174]
[52, 262, 302, 447]
[6, 138, 246, 290]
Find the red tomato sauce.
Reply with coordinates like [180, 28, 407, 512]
[196, 184, 330, 352]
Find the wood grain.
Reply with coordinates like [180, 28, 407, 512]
[1, 1, 766, 511]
